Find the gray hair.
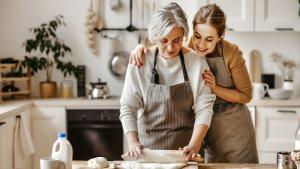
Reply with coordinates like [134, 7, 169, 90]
[148, 3, 189, 43]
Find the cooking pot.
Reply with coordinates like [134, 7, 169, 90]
[86, 79, 109, 99]
[110, 51, 129, 79]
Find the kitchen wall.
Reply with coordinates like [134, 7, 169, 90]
[1, 0, 300, 98]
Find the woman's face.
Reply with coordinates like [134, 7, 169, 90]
[192, 23, 220, 56]
[156, 26, 184, 59]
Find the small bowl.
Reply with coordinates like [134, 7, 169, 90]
[268, 89, 293, 100]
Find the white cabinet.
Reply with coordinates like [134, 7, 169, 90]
[205, 0, 300, 32]
[255, 0, 300, 31]
[0, 116, 15, 169]
[256, 107, 299, 164]
[32, 106, 66, 169]
[207, 0, 254, 31]
[0, 108, 32, 169]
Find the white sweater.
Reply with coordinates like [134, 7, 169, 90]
[120, 47, 216, 134]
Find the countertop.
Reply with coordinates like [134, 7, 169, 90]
[247, 97, 300, 107]
[72, 161, 276, 169]
[1, 96, 300, 120]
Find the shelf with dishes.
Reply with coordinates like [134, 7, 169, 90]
[0, 59, 31, 102]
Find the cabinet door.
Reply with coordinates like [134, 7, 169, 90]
[31, 107, 66, 169]
[0, 119, 5, 169]
[0, 116, 15, 169]
[256, 107, 299, 151]
[207, 0, 254, 31]
[256, 107, 299, 164]
[255, 0, 300, 31]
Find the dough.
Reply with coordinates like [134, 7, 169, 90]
[87, 157, 109, 169]
[119, 161, 187, 169]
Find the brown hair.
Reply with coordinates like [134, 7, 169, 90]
[192, 4, 226, 38]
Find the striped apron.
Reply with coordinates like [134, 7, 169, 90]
[138, 48, 195, 150]
[204, 42, 259, 163]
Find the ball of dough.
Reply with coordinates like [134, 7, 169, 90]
[87, 157, 109, 169]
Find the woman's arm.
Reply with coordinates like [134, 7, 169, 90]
[181, 124, 208, 160]
[203, 47, 252, 103]
[129, 44, 150, 66]
[120, 64, 144, 158]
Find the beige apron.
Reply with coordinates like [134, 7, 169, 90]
[138, 48, 195, 150]
[204, 42, 259, 163]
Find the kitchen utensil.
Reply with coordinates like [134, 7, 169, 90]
[40, 157, 64, 169]
[249, 50, 262, 82]
[95, 0, 104, 30]
[109, 0, 121, 10]
[86, 79, 109, 99]
[121, 149, 204, 163]
[277, 152, 294, 169]
[110, 51, 129, 79]
[252, 82, 269, 100]
[268, 89, 293, 100]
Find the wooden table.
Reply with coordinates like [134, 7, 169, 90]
[73, 161, 276, 169]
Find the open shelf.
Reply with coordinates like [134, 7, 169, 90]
[0, 61, 31, 102]
[0, 77, 30, 82]
[1, 90, 30, 96]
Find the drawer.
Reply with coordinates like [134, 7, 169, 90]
[256, 107, 299, 152]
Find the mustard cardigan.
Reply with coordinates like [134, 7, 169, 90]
[215, 39, 252, 103]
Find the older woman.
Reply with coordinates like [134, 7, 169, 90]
[129, 4, 258, 163]
[120, 3, 215, 160]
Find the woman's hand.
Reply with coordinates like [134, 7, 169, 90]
[202, 70, 216, 91]
[129, 44, 149, 67]
[127, 141, 144, 159]
[179, 145, 200, 161]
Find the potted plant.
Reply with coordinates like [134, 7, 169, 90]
[20, 15, 78, 98]
[270, 53, 297, 90]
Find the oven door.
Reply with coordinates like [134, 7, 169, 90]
[67, 109, 123, 161]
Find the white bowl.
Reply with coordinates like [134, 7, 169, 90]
[268, 89, 293, 100]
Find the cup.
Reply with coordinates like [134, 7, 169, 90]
[252, 82, 269, 100]
[40, 157, 65, 169]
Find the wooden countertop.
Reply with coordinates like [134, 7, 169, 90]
[72, 161, 276, 169]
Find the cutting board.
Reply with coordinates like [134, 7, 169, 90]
[249, 50, 262, 82]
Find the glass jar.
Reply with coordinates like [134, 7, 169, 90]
[60, 80, 73, 98]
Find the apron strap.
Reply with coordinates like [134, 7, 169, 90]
[151, 48, 160, 83]
[179, 50, 189, 81]
[151, 48, 189, 84]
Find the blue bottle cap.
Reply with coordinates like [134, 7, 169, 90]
[58, 132, 66, 138]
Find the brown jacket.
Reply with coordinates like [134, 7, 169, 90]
[219, 39, 252, 103]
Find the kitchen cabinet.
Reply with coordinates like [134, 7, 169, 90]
[205, 0, 300, 32]
[0, 116, 15, 169]
[31, 106, 66, 169]
[0, 108, 32, 169]
[255, 0, 300, 31]
[256, 106, 299, 164]
[205, 0, 254, 31]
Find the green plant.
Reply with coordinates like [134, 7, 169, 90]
[20, 15, 78, 82]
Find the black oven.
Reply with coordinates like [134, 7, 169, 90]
[67, 109, 123, 161]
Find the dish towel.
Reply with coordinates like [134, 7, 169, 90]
[14, 114, 35, 169]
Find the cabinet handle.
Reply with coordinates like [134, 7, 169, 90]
[277, 110, 296, 113]
[0, 122, 6, 126]
[226, 28, 234, 31]
[275, 28, 294, 31]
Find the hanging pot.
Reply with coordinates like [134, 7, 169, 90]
[109, 51, 129, 79]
